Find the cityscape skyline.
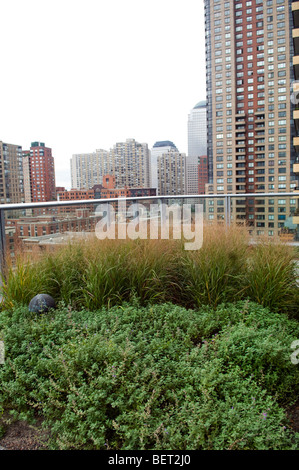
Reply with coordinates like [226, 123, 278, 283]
[0, 0, 206, 189]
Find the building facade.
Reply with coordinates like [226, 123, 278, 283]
[23, 142, 56, 202]
[204, 0, 299, 236]
[70, 149, 110, 190]
[291, 1, 299, 237]
[57, 174, 156, 201]
[150, 141, 178, 192]
[0, 141, 25, 204]
[110, 139, 151, 189]
[157, 150, 186, 196]
[188, 101, 207, 158]
[70, 139, 151, 191]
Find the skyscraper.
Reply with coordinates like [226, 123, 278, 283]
[157, 149, 186, 196]
[204, 0, 299, 234]
[70, 149, 110, 189]
[0, 141, 24, 204]
[110, 138, 151, 189]
[188, 101, 207, 158]
[70, 139, 151, 190]
[292, 1, 299, 236]
[23, 142, 56, 202]
[150, 141, 178, 191]
[187, 101, 208, 195]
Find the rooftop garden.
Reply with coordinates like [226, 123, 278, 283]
[0, 223, 298, 450]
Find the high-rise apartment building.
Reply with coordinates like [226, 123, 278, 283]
[71, 139, 151, 190]
[110, 139, 151, 189]
[187, 101, 208, 195]
[0, 141, 25, 204]
[186, 156, 200, 195]
[188, 101, 207, 158]
[70, 149, 111, 190]
[204, 0, 299, 234]
[291, 1, 299, 235]
[23, 142, 56, 202]
[157, 150, 186, 196]
[150, 141, 178, 192]
[186, 155, 208, 196]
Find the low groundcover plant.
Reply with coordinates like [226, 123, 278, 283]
[0, 300, 299, 450]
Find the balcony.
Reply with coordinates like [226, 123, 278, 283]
[293, 109, 299, 134]
[293, 28, 299, 56]
[293, 55, 299, 81]
[293, 137, 299, 153]
[294, 163, 299, 174]
[292, 1, 299, 28]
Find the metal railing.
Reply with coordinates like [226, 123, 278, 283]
[0, 192, 298, 272]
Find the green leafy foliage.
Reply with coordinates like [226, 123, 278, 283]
[0, 301, 298, 450]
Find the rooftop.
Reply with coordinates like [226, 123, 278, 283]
[153, 141, 177, 149]
[193, 100, 207, 110]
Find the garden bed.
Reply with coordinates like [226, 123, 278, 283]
[0, 300, 299, 450]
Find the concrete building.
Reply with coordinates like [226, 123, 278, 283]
[291, 1, 299, 237]
[204, 0, 299, 236]
[110, 139, 151, 189]
[186, 155, 208, 195]
[70, 139, 151, 191]
[188, 101, 207, 158]
[150, 141, 178, 192]
[157, 150, 186, 196]
[0, 141, 25, 204]
[70, 149, 110, 190]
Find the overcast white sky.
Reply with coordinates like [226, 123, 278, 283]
[1, 0, 206, 188]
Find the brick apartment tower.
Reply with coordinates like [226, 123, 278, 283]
[204, 0, 299, 235]
[23, 142, 56, 202]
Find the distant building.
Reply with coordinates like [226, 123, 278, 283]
[110, 139, 151, 189]
[23, 142, 56, 202]
[56, 174, 156, 210]
[150, 141, 178, 193]
[188, 101, 207, 158]
[70, 139, 151, 190]
[56, 188, 96, 201]
[5, 210, 98, 254]
[0, 141, 25, 204]
[198, 156, 208, 195]
[186, 155, 208, 195]
[70, 149, 110, 190]
[97, 174, 156, 200]
[157, 150, 186, 196]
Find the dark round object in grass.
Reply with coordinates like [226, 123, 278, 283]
[29, 294, 56, 313]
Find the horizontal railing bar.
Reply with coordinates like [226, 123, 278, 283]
[0, 192, 297, 211]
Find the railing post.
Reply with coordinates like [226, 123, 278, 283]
[133, 199, 139, 226]
[225, 195, 231, 227]
[106, 202, 111, 229]
[158, 198, 166, 230]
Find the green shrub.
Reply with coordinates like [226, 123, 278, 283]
[0, 301, 298, 450]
